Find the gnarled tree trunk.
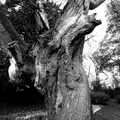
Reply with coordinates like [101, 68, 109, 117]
[44, 1, 105, 120]
[0, 0, 106, 120]
[33, 1, 104, 120]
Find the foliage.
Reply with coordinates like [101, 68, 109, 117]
[0, 48, 9, 66]
[106, 0, 120, 33]
[115, 95, 120, 103]
[93, 47, 113, 71]
[91, 80, 102, 91]
[91, 91, 109, 105]
[8, 1, 39, 44]
[93, 0, 120, 72]
[113, 87, 120, 96]
[7, 0, 61, 44]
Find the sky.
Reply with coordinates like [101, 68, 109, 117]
[83, 1, 109, 82]
[83, 1, 108, 56]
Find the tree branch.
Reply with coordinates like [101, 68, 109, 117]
[48, 0, 104, 51]
[49, 13, 101, 57]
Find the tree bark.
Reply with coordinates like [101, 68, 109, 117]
[42, 0, 104, 120]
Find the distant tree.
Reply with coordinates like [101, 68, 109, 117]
[107, 0, 120, 34]
[93, 0, 120, 72]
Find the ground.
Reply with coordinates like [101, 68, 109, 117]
[93, 99, 120, 120]
[0, 95, 120, 120]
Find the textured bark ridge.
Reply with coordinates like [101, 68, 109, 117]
[43, 1, 104, 120]
[0, 0, 106, 120]
[56, 62, 91, 120]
